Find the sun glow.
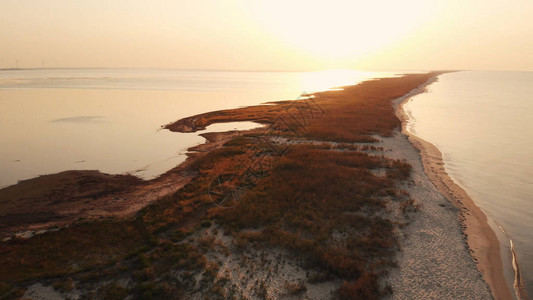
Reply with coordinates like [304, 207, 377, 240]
[245, 0, 436, 61]
[299, 69, 392, 92]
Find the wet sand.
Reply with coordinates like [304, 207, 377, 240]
[394, 77, 513, 300]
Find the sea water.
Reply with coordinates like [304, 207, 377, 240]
[0, 68, 406, 188]
[404, 71, 533, 298]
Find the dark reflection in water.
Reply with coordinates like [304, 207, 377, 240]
[51, 116, 106, 123]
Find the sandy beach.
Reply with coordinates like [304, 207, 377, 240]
[393, 77, 514, 299]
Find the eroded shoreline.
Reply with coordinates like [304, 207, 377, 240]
[0, 128, 262, 240]
[394, 76, 514, 300]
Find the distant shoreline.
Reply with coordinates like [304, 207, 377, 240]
[394, 75, 515, 300]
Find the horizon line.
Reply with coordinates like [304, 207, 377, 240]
[0, 67, 530, 73]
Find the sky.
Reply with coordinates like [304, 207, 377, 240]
[1, 0, 532, 71]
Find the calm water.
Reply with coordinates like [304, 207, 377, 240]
[0, 68, 407, 188]
[405, 71, 533, 298]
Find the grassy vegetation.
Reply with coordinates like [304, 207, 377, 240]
[0, 73, 436, 299]
[209, 144, 408, 297]
[0, 220, 147, 282]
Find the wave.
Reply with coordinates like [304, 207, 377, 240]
[496, 222, 530, 300]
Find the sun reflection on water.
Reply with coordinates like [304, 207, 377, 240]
[299, 69, 398, 93]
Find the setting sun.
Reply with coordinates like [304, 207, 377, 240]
[1, 0, 532, 70]
[245, 0, 436, 61]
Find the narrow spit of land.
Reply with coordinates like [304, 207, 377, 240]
[0, 72, 501, 299]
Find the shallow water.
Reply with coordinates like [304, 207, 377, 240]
[405, 71, 533, 298]
[0, 68, 408, 188]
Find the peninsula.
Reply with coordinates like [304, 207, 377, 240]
[0, 73, 509, 299]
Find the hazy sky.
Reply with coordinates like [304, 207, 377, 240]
[1, 0, 532, 71]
